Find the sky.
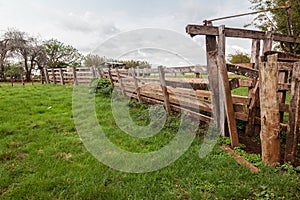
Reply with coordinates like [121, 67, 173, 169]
[0, 0, 256, 66]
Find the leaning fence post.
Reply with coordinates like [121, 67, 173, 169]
[158, 66, 171, 114]
[217, 25, 239, 147]
[259, 54, 281, 166]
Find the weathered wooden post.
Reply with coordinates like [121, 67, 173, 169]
[116, 68, 125, 96]
[158, 66, 171, 114]
[59, 68, 64, 85]
[217, 25, 239, 147]
[251, 39, 261, 70]
[52, 68, 57, 84]
[44, 68, 49, 84]
[91, 66, 96, 78]
[259, 54, 281, 166]
[263, 30, 273, 54]
[284, 62, 300, 164]
[205, 23, 221, 130]
[108, 68, 114, 86]
[132, 68, 142, 103]
[72, 67, 78, 86]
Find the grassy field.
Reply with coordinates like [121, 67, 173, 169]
[0, 83, 299, 199]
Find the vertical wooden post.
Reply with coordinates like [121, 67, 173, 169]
[278, 70, 289, 122]
[217, 25, 239, 147]
[59, 68, 64, 85]
[137, 67, 140, 77]
[284, 62, 300, 164]
[91, 66, 96, 78]
[44, 68, 49, 84]
[245, 81, 260, 136]
[72, 67, 78, 86]
[132, 68, 142, 103]
[251, 39, 261, 70]
[21, 73, 24, 86]
[259, 54, 281, 166]
[96, 67, 103, 79]
[263, 31, 273, 54]
[158, 66, 171, 114]
[52, 68, 57, 84]
[108, 68, 114, 86]
[205, 26, 221, 129]
[116, 68, 125, 96]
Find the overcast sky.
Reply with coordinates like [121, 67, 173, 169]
[0, 0, 256, 66]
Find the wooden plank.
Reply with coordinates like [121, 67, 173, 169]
[259, 54, 281, 166]
[158, 66, 171, 113]
[217, 25, 239, 147]
[284, 62, 300, 164]
[186, 25, 300, 44]
[220, 144, 260, 173]
[227, 64, 259, 79]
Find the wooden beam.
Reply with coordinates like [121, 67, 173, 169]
[186, 25, 300, 44]
[227, 64, 259, 79]
[251, 39, 261, 70]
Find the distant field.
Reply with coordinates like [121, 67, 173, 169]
[0, 83, 299, 199]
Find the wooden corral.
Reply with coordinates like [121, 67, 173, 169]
[186, 24, 300, 166]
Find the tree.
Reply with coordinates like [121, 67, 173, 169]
[84, 54, 106, 67]
[44, 39, 83, 68]
[228, 51, 251, 64]
[247, 0, 300, 53]
[5, 63, 25, 80]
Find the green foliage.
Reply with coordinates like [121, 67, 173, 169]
[5, 63, 24, 80]
[218, 136, 231, 145]
[228, 51, 251, 64]
[248, 0, 300, 53]
[84, 54, 106, 67]
[234, 147, 263, 167]
[44, 39, 83, 68]
[89, 78, 113, 96]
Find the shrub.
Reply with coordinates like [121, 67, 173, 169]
[89, 78, 113, 96]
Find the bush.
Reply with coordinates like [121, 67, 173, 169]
[89, 78, 113, 96]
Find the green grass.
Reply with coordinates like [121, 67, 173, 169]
[0, 83, 299, 199]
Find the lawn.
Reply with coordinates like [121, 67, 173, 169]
[0, 83, 299, 199]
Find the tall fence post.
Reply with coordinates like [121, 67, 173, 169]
[132, 68, 142, 103]
[59, 68, 64, 85]
[259, 54, 281, 166]
[217, 25, 239, 147]
[251, 39, 261, 70]
[205, 23, 221, 130]
[284, 62, 300, 164]
[72, 67, 78, 86]
[158, 66, 171, 114]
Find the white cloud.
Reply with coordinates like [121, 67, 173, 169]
[0, 0, 255, 65]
